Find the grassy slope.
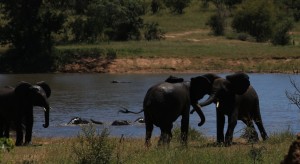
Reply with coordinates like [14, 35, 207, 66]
[56, 1, 300, 73]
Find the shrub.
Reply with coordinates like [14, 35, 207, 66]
[144, 22, 165, 40]
[232, 0, 275, 42]
[163, 0, 191, 14]
[151, 0, 164, 14]
[207, 13, 225, 36]
[173, 126, 206, 143]
[0, 138, 14, 152]
[271, 20, 293, 45]
[72, 125, 114, 164]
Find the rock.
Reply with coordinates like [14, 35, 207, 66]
[281, 133, 300, 164]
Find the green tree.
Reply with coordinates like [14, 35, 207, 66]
[231, 0, 275, 42]
[271, 19, 293, 45]
[0, 0, 64, 73]
[163, 0, 191, 14]
[207, 13, 225, 36]
[69, 0, 145, 42]
[207, 1, 226, 36]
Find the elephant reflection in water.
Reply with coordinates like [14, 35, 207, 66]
[190, 73, 268, 146]
[0, 81, 51, 146]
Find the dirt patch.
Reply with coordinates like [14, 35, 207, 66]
[58, 57, 300, 74]
[107, 58, 192, 73]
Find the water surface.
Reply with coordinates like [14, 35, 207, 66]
[0, 73, 299, 140]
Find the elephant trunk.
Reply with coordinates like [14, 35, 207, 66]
[191, 103, 205, 127]
[199, 94, 216, 107]
[43, 106, 50, 128]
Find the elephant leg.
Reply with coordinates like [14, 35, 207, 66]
[4, 123, 10, 138]
[241, 119, 259, 142]
[145, 122, 153, 147]
[225, 116, 237, 146]
[216, 110, 225, 143]
[0, 120, 4, 138]
[24, 115, 33, 145]
[15, 122, 24, 146]
[158, 124, 173, 146]
[254, 119, 269, 140]
[181, 108, 189, 145]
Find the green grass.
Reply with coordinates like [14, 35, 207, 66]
[56, 37, 300, 58]
[1, 129, 296, 164]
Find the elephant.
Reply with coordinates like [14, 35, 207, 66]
[0, 81, 51, 146]
[120, 76, 206, 146]
[190, 73, 268, 146]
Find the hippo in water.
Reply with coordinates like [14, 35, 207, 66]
[68, 117, 103, 125]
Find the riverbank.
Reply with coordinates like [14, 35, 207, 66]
[59, 56, 300, 74]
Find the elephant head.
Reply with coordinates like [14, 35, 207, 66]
[15, 81, 51, 128]
[198, 73, 250, 107]
[190, 73, 221, 126]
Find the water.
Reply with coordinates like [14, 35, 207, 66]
[0, 73, 299, 140]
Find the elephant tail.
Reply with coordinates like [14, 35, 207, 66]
[119, 106, 144, 114]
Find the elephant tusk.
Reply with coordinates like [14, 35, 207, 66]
[216, 101, 220, 108]
[44, 108, 46, 112]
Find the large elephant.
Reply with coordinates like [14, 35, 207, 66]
[0, 81, 51, 146]
[121, 76, 206, 146]
[190, 73, 268, 146]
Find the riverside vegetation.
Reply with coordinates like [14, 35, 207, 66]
[0, 125, 297, 164]
[1, 0, 300, 73]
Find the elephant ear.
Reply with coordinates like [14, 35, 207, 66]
[15, 81, 32, 97]
[190, 76, 213, 102]
[226, 72, 250, 95]
[36, 81, 51, 98]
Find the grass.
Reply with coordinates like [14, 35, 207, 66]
[1, 128, 296, 164]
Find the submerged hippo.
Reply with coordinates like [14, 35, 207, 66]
[68, 117, 103, 125]
[111, 120, 131, 126]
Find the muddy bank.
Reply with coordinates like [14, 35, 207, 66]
[58, 57, 300, 74]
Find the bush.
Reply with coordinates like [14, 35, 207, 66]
[163, 0, 191, 14]
[207, 13, 225, 36]
[232, 0, 275, 42]
[271, 20, 293, 45]
[72, 125, 114, 164]
[144, 22, 165, 40]
[151, 0, 164, 14]
[173, 126, 206, 142]
[0, 138, 14, 152]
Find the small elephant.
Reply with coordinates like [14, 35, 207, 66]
[120, 76, 206, 146]
[190, 73, 268, 146]
[0, 81, 51, 146]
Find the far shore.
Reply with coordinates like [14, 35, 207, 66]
[56, 57, 300, 74]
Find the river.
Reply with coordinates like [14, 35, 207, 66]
[0, 73, 299, 140]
